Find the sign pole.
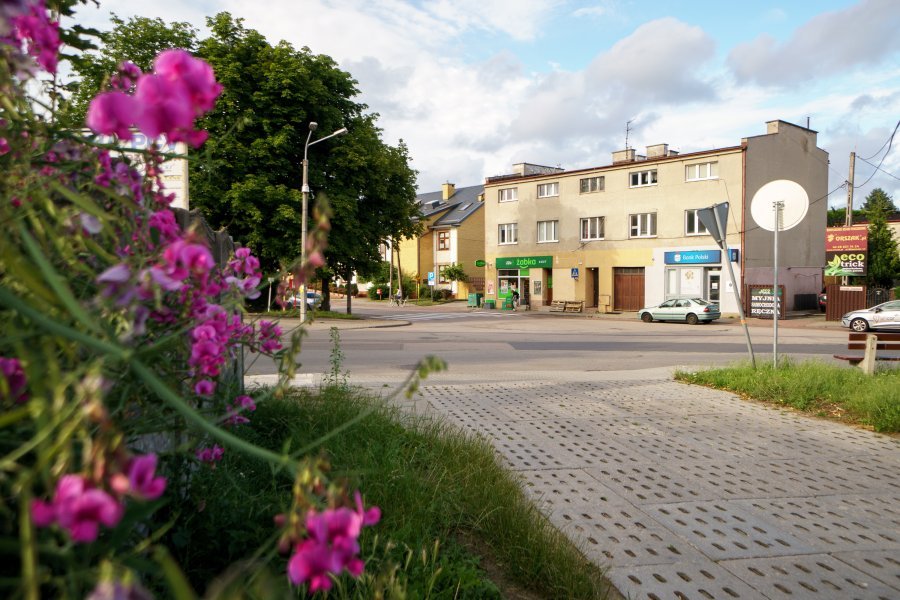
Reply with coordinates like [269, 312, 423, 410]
[773, 201, 783, 368]
[710, 206, 756, 369]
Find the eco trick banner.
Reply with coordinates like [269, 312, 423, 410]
[825, 226, 868, 276]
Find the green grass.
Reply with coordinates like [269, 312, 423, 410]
[675, 360, 900, 433]
[173, 386, 612, 598]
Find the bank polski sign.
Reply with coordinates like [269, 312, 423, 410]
[665, 250, 720, 264]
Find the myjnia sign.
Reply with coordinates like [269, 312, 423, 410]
[475, 260, 486, 267]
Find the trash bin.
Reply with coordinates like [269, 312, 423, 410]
[467, 293, 484, 307]
[484, 299, 495, 309]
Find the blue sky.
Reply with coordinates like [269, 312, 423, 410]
[74, 0, 900, 205]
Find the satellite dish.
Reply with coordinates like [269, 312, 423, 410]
[750, 180, 809, 231]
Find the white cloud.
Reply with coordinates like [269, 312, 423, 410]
[728, 0, 900, 87]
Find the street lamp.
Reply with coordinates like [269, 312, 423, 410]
[301, 121, 348, 322]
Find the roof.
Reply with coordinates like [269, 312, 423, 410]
[415, 184, 484, 227]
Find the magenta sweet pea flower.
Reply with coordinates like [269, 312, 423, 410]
[126, 454, 167, 500]
[196, 445, 224, 465]
[0, 137, 9, 155]
[153, 49, 222, 114]
[288, 538, 340, 591]
[133, 73, 194, 141]
[31, 474, 123, 543]
[194, 379, 215, 396]
[86, 91, 137, 140]
[0, 357, 28, 403]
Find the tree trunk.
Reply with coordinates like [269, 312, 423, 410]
[321, 273, 332, 312]
[344, 269, 353, 315]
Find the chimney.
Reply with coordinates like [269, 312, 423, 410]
[646, 143, 668, 158]
[441, 182, 455, 200]
[612, 148, 636, 164]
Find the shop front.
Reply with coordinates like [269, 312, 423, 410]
[493, 255, 553, 309]
[654, 248, 741, 312]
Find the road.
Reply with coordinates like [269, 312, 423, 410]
[246, 299, 849, 379]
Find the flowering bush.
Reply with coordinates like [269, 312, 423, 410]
[0, 2, 379, 597]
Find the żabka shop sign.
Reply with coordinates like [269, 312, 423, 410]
[495, 256, 553, 269]
[825, 226, 867, 276]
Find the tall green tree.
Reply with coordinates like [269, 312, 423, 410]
[863, 188, 900, 287]
[192, 14, 420, 313]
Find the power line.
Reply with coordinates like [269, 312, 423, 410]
[857, 155, 900, 182]
[854, 120, 899, 189]
[859, 120, 900, 161]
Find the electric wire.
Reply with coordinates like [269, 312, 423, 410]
[855, 120, 899, 189]
[859, 120, 900, 162]
[857, 155, 900, 182]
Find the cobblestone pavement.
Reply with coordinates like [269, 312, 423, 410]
[342, 367, 900, 600]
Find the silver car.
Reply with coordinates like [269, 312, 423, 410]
[638, 298, 721, 325]
[841, 300, 900, 332]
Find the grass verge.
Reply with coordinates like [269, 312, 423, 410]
[173, 386, 612, 598]
[675, 359, 900, 433]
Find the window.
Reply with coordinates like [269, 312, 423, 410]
[498, 188, 517, 202]
[629, 213, 657, 238]
[537, 220, 559, 243]
[685, 161, 718, 181]
[580, 176, 604, 193]
[437, 230, 450, 250]
[537, 182, 559, 198]
[629, 169, 658, 187]
[437, 265, 450, 284]
[498, 223, 518, 245]
[580, 217, 605, 241]
[685, 209, 708, 236]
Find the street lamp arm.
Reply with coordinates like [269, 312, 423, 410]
[307, 127, 348, 151]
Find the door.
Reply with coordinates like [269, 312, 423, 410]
[588, 267, 599, 308]
[707, 271, 721, 303]
[614, 267, 645, 311]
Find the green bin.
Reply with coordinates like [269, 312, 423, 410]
[467, 293, 483, 307]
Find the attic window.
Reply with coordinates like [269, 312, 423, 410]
[459, 203, 472, 210]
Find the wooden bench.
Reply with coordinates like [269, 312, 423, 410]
[549, 300, 584, 313]
[834, 332, 900, 375]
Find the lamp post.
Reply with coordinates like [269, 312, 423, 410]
[301, 122, 348, 322]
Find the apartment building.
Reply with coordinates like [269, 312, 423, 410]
[396, 182, 485, 298]
[482, 120, 828, 314]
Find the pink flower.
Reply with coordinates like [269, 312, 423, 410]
[31, 475, 123, 543]
[0, 357, 28, 403]
[86, 91, 137, 140]
[153, 49, 222, 114]
[0, 137, 9, 155]
[196, 445, 224, 465]
[133, 73, 194, 141]
[125, 454, 167, 500]
[8, 0, 61, 73]
[288, 538, 340, 591]
[194, 379, 215, 396]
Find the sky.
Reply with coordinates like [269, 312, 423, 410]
[70, 0, 900, 206]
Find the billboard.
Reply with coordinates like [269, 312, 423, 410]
[825, 226, 867, 276]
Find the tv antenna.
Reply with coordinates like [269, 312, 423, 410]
[625, 119, 634, 149]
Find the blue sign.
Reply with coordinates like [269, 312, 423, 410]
[729, 249, 739, 262]
[664, 250, 722, 265]
[570, 268, 579, 278]
[427, 271, 435, 285]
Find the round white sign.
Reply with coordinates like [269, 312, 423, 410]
[749, 180, 809, 231]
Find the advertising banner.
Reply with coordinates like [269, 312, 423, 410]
[746, 285, 785, 319]
[825, 226, 867, 276]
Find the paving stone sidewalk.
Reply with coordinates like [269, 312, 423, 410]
[388, 368, 900, 600]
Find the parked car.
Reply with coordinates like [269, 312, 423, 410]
[285, 291, 322, 310]
[638, 298, 721, 324]
[841, 300, 900, 332]
[817, 291, 826, 312]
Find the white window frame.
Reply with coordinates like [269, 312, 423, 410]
[498, 188, 518, 203]
[580, 176, 604, 194]
[684, 209, 709, 236]
[498, 223, 518, 245]
[629, 213, 657, 238]
[629, 169, 658, 188]
[537, 220, 559, 243]
[537, 182, 559, 198]
[580, 216, 605, 241]
[685, 161, 718, 181]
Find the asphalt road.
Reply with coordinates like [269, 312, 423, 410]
[246, 299, 849, 379]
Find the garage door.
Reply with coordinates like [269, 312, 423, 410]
[614, 267, 645, 311]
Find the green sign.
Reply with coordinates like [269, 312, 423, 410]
[495, 255, 552, 269]
[474, 259, 486, 267]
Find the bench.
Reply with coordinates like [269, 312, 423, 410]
[549, 300, 584, 313]
[834, 332, 900, 375]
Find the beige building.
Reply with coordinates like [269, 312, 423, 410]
[482, 120, 828, 314]
[395, 182, 485, 299]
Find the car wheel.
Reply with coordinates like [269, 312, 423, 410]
[641, 312, 653, 323]
[849, 318, 869, 332]
[686, 313, 699, 325]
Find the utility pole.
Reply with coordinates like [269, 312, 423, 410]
[842, 152, 855, 285]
